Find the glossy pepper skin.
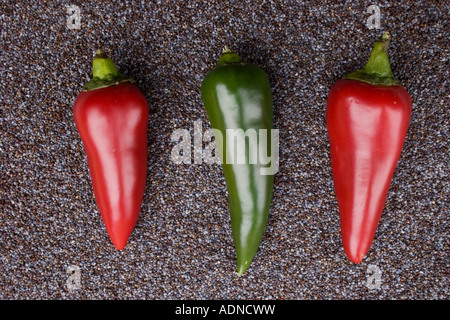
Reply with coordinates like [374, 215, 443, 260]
[326, 32, 412, 263]
[73, 50, 149, 250]
[201, 47, 274, 274]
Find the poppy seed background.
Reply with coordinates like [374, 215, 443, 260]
[0, 0, 448, 299]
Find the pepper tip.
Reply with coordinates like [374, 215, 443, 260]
[237, 261, 250, 275]
[345, 250, 365, 264]
[110, 235, 129, 251]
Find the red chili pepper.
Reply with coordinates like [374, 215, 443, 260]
[73, 50, 149, 250]
[326, 32, 412, 263]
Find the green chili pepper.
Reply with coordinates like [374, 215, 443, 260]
[201, 47, 275, 274]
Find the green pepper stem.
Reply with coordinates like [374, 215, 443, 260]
[92, 49, 122, 80]
[82, 49, 132, 91]
[380, 31, 391, 52]
[217, 46, 242, 65]
[344, 31, 401, 86]
[363, 31, 393, 78]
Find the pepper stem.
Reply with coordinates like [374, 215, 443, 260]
[82, 49, 132, 91]
[92, 49, 122, 80]
[344, 31, 401, 86]
[217, 46, 242, 65]
[380, 31, 391, 52]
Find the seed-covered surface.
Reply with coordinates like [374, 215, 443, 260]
[0, 0, 448, 299]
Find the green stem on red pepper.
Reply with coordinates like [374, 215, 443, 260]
[345, 31, 401, 86]
[83, 49, 133, 91]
